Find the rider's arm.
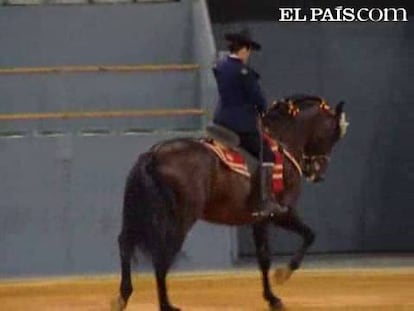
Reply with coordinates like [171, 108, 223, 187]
[241, 68, 267, 115]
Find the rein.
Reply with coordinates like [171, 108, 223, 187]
[282, 147, 331, 180]
[302, 154, 331, 162]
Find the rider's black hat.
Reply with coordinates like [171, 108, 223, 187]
[224, 29, 261, 51]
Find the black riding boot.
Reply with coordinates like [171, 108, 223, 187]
[252, 163, 288, 218]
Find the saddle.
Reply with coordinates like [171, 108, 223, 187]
[203, 124, 284, 194]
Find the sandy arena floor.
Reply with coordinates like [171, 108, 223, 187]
[0, 268, 413, 310]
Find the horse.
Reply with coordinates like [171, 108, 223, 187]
[111, 95, 349, 311]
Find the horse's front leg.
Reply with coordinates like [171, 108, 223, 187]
[272, 211, 315, 284]
[252, 223, 283, 310]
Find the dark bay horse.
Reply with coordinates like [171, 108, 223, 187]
[111, 96, 349, 311]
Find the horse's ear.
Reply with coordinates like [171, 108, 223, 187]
[335, 101, 345, 115]
[336, 101, 350, 138]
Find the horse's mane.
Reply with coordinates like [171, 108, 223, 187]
[283, 94, 324, 108]
[265, 94, 324, 119]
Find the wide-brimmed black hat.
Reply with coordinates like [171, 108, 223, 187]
[224, 29, 261, 51]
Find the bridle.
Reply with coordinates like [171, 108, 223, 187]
[302, 154, 331, 182]
[273, 140, 331, 182]
[303, 154, 331, 162]
[264, 97, 336, 182]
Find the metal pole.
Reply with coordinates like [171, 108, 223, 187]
[258, 119, 266, 203]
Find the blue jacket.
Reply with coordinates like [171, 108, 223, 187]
[213, 56, 267, 133]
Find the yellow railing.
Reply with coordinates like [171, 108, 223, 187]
[0, 64, 200, 75]
[0, 108, 205, 121]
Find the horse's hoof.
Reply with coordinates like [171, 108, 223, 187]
[110, 296, 126, 311]
[270, 302, 284, 310]
[161, 305, 181, 311]
[274, 266, 293, 285]
[268, 296, 284, 310]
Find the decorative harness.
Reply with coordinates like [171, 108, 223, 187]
[264, 98, 335, 179]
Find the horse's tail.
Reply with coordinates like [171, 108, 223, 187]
[120, 151, 178, 260]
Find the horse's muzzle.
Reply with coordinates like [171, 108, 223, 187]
[313, 175, 325, 183]
[306, 174, 325, 183]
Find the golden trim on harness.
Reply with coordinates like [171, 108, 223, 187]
[288, 101, 300, 117]
[319, 100, 335, 115]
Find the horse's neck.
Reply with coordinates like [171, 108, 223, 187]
[279, 140, 303, 166]
[269, 124, 307, 161]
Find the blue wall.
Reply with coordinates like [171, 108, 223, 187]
[0, 3, 192, 66]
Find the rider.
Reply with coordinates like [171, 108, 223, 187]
[212, 29, 286, 218]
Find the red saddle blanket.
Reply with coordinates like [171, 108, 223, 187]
[202, 137, 284, 194]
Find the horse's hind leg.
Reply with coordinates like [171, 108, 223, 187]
[153, 237, 184, 311]
[253, 223, 283, 310]
[273, 213, 315, 284]
[111, 232, 134, 311]
[154, 260, 180, 311]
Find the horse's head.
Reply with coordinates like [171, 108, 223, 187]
[302, 100, 350, 182]
[263, 96, 349, 182]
